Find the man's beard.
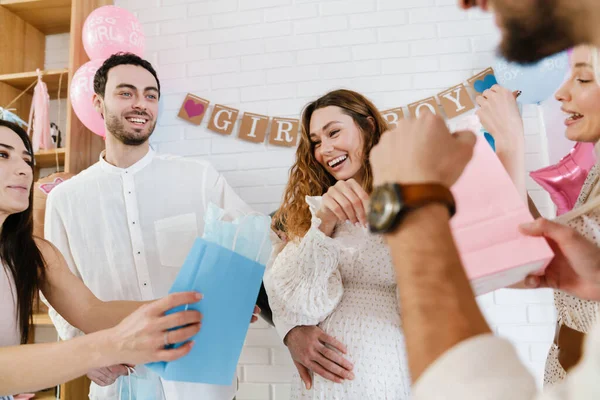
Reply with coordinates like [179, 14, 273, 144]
[498, 0, 576, 64]
[105, 109, 156, 146]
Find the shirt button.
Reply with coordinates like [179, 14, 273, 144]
[128, 191, 132, 194]
[143, 282, 147, 286]
[137, 251, 141, 255]
[132, 221, 136, 225]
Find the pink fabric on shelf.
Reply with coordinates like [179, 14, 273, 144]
[28, 69, 52, 152]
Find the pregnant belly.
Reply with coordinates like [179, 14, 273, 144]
[318, 285, 408, 382]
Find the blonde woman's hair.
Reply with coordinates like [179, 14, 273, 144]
[591, 46, 600, 81]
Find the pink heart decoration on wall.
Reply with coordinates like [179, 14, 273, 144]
[184, 100, 205, 118]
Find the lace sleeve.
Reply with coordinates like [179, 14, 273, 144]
[264, 196, 345, 329]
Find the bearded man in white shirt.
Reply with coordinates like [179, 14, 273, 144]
[44, 53, 253, 400]
[365, 0, 600, 399]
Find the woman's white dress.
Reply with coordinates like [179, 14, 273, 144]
[264, 196, 411, 399]
[545, 164, 600, 385]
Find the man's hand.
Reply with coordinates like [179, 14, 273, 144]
[521, 218, 600, 300]
[87, 365, 129, 386]
[251, 305, 260, 323]
[370, 111, 476, 187]
[284, 326, 354, 389]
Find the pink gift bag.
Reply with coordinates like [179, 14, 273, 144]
[450, 133, 554, 295]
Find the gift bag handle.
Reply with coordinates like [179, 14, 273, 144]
[231, 211, 270, 263]
[117, 366, 136, 400]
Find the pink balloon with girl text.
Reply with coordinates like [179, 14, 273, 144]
[70, 59, 106, 138]
[82, 5, 145, 60]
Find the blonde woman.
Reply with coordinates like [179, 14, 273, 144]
[476, 45, 600, 385]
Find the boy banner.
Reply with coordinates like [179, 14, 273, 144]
[408, 97, 441, 119]
[438, 84, 475, 119]
[381, 107, 405, 129]
[468, 67, 497, 94]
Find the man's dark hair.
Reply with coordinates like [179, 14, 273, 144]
[93, 52, 160, 98]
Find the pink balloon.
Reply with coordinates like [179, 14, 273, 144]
[530, 142, 596, 215]
[70, 59, 105, 138]
[82, 6, 145, 60]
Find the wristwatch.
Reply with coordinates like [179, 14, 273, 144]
[368, 183, 456, 234]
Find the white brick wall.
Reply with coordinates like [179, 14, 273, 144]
[49, 0, 558, 397]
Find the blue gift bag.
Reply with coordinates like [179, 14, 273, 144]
[147, 206, 271, 385]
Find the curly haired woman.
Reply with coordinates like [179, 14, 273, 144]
[264, 89, 411, 399]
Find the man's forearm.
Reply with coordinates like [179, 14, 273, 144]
[385, 204, 491, 381]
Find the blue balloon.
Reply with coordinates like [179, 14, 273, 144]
[494, 51, 569, 104]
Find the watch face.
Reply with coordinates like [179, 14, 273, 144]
[368, 185, 402, 232]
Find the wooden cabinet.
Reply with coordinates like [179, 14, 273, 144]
[0, 0, 108, 176]
[0, 0, 112, 398]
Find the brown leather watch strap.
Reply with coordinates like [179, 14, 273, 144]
[400, 183, 456, 217]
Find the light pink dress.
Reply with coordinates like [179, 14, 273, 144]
[0, 262, 20, 347]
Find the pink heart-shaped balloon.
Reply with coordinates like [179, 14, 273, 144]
[184, 100, 205, 118]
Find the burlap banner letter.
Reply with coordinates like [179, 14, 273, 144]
[178, 93, 210, 126]
[467, 67, 497, 94]
[408, 97, 441, 119]
[207, 104, 240, 135]
[381, 107, 405, 128]
[239, 112, 270, 143]
[269, 117, 300, 147]
[438, 84, 475, 119]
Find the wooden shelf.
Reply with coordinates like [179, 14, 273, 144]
[35, 148, 65, 169]
[32, 312, 53, 326]
[0, 69, 69, 100]
[0, 0, 72, 34]
[34, 392, 57, 399]
[34, 389, 57, 399]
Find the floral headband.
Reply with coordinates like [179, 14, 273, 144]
[0, 107, 28, 127]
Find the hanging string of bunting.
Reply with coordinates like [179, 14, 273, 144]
[177, 67, 497, 148]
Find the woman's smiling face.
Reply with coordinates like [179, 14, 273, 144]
[310, 106, 366, 184]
